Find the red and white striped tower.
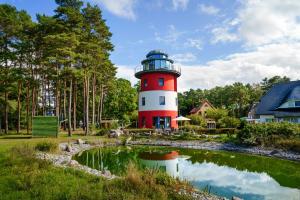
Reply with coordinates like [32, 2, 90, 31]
[135, 50, 181, 129]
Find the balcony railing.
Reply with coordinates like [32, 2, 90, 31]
[135, 65, 181, 77]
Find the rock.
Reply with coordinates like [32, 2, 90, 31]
[102, 169, 111, 177]
[144, 132, 151, 136]
[66, 144, 72, 152]
[109, 129, 123, 138]
[125, 137, 132, 145]
[59, 143, 68, 151]
[76, 139, 84, 145]
[232, 196, 243, 200]
[69, 160, 79, 166]
[270, 150, 279, 155]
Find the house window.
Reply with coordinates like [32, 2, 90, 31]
[143, 79, 148, 87]
[295, 101, 300, 107]
[158, 78, 164, 86]
[142, 97, 145, 106]
[159, 96, 165, 105]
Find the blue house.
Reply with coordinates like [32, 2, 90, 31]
[253, 81, 300, 123]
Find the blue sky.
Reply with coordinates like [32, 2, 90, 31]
[2, 0, 300, 91]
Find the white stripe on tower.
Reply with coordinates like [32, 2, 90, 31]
[139, 90, 178, 111]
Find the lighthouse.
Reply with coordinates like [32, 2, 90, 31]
[135, 50, 181, 129]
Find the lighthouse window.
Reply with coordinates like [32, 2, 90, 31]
[149, 60, 155, 70]
[159, 96, 165, 105]
[160, 60, 166, 68]
[158, 78, 164, 86]
[142, 97, 145, 106]
[176, 97, 178, 106]
[143, 79, 148, 87]
[155, 60, 161, 68]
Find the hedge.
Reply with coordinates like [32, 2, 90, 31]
[183, 125, 237, 135]
[237, 122, 300, 145]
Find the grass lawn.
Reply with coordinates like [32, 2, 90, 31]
[0, 131, 194, 200]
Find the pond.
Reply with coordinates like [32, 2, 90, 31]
[74, 146, 300, 200]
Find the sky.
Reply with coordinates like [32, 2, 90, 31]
[1, 0, 300, 91]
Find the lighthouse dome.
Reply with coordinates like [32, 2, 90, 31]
[135, 50, 180, 78]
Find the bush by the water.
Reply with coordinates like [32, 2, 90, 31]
[96, 129, 110, 136]
[183, 125, 236, 135]
[124, 128, 155, 134]
[35, 141, 58, 152]
[185, 114, 206, 127]
[238, 122, 300, 146]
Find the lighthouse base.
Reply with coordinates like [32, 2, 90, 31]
[138, 110, 178, 129]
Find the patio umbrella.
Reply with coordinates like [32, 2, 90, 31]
[172, 116, 191, 128]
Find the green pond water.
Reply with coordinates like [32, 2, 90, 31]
[74, 146, 300, 200]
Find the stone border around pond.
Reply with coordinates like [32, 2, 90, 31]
[35, 139, 300, 200]
[35, 139, 226, 200]
[128, 140, 300, 162]
[35, 141, 118, 179]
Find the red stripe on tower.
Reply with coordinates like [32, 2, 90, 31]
[135, 50, 181, 129]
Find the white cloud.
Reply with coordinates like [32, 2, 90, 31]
[171, 53, 197, 64]
[211, 27, 238, 44]
[116, 65, 138, 86]
[237, 0, 300, 46]
[93, 0, 137, 20]
[179, 161, 300, 200]
[116, 43, 300, 92]
[198, 4, 219, 15]
[184, 38, 203, 50]
[178, 42, 300, 91]
[155, 25, 183, 43]
[171, 0, 189, 11]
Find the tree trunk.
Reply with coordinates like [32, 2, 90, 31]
[83, 76, 86, 132]
[26, 82, 30, 135]
[56, 80, 60, 118]
[92, 73, 96, 130]
[97, 92, 101, 124]
[68, 79, 72, 137]
[99, 84, 104, 128]
[47, 79, 51, 113]
[4, 89, 8, 134]
[42, 77, 46, 116]
[85, 73, 89, 135]
[73, 79, 77, 131]
[17, 80, 22, 134]
[63, 79, 67, 130]
[32, 86, 36, 117]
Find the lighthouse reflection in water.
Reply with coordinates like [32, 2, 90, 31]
[139, 150, 180, 177]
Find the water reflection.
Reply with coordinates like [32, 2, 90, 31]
[139, 151, 180, 177]
[179, 160, 300, 200]
[74, 146, 300, 200]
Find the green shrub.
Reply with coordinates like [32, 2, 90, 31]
[206, 108, 228, 121]
[275, 138, 300, 153]
[238, 122, 300, 145]
[185, 114, 207, 127]
[35, 141, 58, 152]
[182, 125, 236, 135]
[96, 128, 110, 136]
[219, 116, 241, 128]
[124, 128, 155, 134]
